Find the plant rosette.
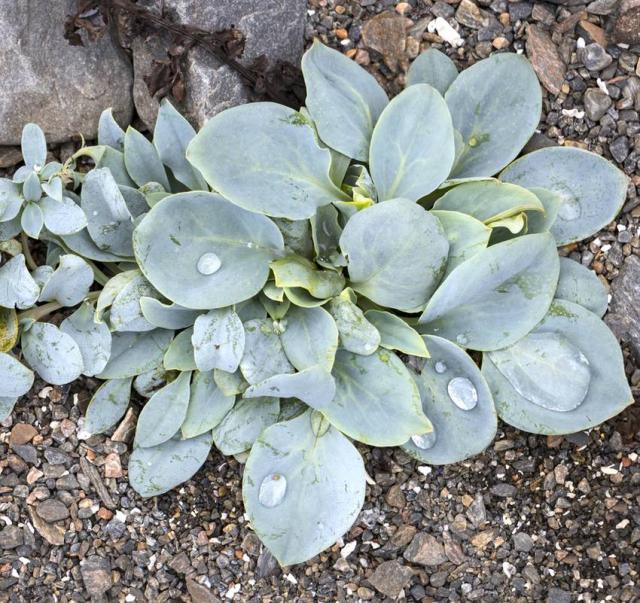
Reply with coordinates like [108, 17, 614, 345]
[0, 42, 632, 566]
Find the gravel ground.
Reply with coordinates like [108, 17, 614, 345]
[2, 1, 640, 601]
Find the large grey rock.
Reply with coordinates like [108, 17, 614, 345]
[132, 0, 306, 129]
[606, 254, 640, 360]
[0, 0, 133, 145]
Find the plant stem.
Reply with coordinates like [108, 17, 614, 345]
[16, 291, 99, 323]
[20, 233, 37, 271]
[17, 301, 62, 323]
[87, 261, 110, 286]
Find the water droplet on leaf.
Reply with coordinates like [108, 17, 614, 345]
[197, 252, 222, 275]
[411, 430, 436, 450]
[447, 377, 478, 410]
[259, 473, 287, 508]
[456, 334, 468, 346]
[557, 195, 581, 221]
[434, 361, 447, 374]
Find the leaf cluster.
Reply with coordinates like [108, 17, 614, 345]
[0, 42, 632, 566]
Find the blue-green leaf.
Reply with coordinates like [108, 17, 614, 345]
[407, 48, 458, 94]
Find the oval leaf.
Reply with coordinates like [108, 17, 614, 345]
[22, 322, 83, 385]
[192, 308, 245, 373]
[135, 371, 191, 448]
[483, 300, 632, 434]
[301, 40, 388, 161]
[38, 254, 94, 307]
[402, 335, 497, 464]
[0, 254, 39, 309]
[419, 233, 559, 351]
[181, 371, 235, 439]
[134, 191, 285, 309]
[446, 53, 541, 178]
[0, 352, 34, 398]
[340, 199, 449, 311]
[187, 102, 347, 219]
[556, 257, 608, 318]
[407, 48, 458, 93]
[129, 432, 213, 498]
[364, 310, 429, 357]
[500, 146, 628, 246]
[328, 349, 431, 446]
[243, 410, 366, 566]
[370, 84, 455, 201]
[84, 377, 133, 435]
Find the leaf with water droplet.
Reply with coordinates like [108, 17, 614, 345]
[403, 335, 496, 465]
[133, 192, 285, 309]
[243, 410, 366, 565]
[500, 147, 628, 246]
[483, 300, 632, 434]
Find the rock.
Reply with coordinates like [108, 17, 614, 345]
[490, 483, 517, 498]
[547, 587, 572, 603]
[169, 551, 192, 574]
[0, 525, 23, 549]
[104, 453, 123, 478]
[36, 499, 69, 522]
[10, 424, 38, 446]
[466, 493, 487, 527]
[403, 533, 448, 566]
[368, 560, 413, 598]
[456, 0, 493, 29]
[606, 255, 640, 360]
[614, 0, 640, 43]
[256, 548, 280, 578]
[509, 2, 534, 21]
[0, 0, 133, 145]
[587, 0, 618, 14]
[471, 529, 495, 549]
[526, 25, 566, 96]
[513, 532, 535, 552]
[609, 136, 630, 163]
[80, 556, 112, 596]
[29, 506, 65, 545]
[583, 88, 612, 121]
[578, 43, 613, 71]
[145, 0, 305, 130]
[187, 577, 221, 603]
[576, 20, 608, 46]
[361, 12, 406, 70]
[385, 484, 405, 508]
[0, 147, 22, 169]
[43, 448, 71, 465]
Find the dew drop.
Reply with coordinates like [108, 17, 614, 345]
[411, 430, 437, 450]
[196, 252, 222, 275]
[434, 361, 447, 374]
[557, 197, 581, 221]
[258, 473, 287, 508]
[456, 334, 468, 346]
[447, 377, 478, 410]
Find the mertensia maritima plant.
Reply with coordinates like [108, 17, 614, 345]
[0, 41, 633, 565]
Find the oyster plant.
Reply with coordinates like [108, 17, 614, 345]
[0, 41, 633, 566]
